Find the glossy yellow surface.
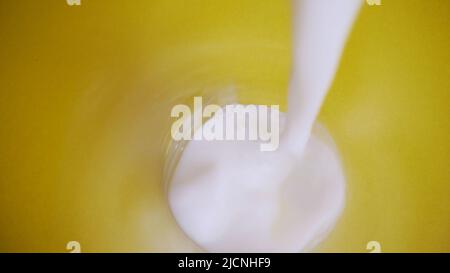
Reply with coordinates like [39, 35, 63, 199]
[0, 0, 449, 252]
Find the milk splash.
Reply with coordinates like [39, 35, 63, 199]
[167, 0, 362, 252]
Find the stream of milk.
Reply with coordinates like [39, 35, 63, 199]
[168, 0, 362, 252]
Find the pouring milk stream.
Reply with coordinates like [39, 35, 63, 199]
[168, 0, 362, 252]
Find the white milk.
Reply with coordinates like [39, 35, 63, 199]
[168, 0, 362, 252]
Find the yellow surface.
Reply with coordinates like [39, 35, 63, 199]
[0, 0, 449, 252]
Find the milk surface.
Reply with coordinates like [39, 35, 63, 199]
[168, 0, 362, 252]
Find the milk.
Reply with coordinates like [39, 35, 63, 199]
[168, 0, 362, 252]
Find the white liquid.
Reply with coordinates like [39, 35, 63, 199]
[168, 0, 362, 252]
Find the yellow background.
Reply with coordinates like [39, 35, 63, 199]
[0, 0, 449, 252]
